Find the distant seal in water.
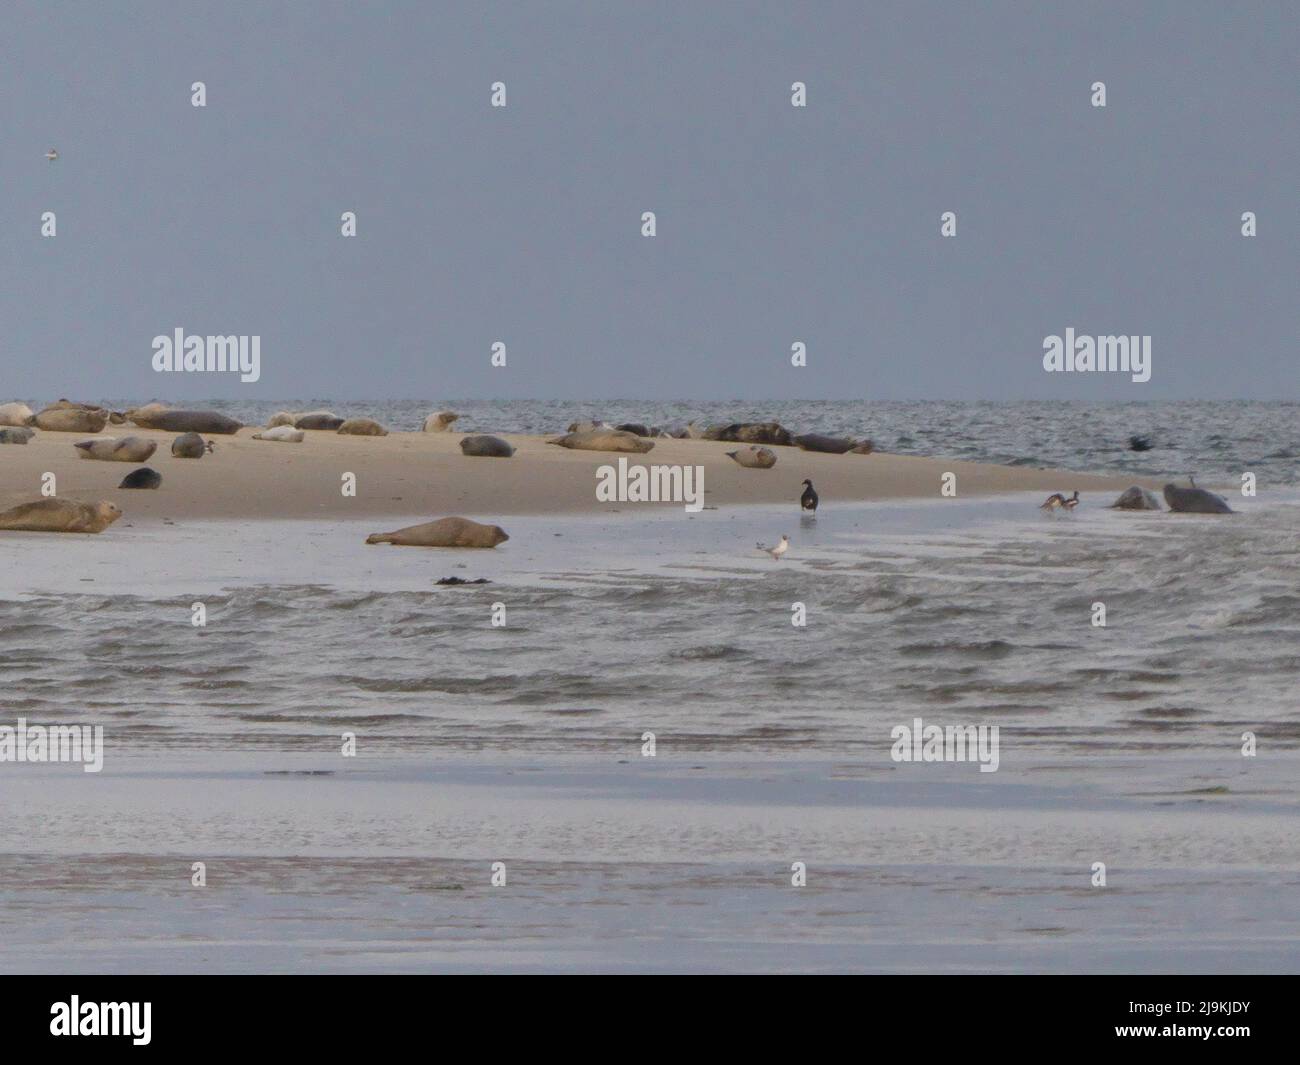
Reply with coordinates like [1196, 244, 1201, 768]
[74, 436, 158, 462]
[549, 429, 655, 454]
[423, 411, 460, 432]
[365, 516, 509, 548]
[1163, 480, 1233, 514]
[127, 407, 242, 434]
[727, 445, 777, 468]
[0, 427, 34, 444]
[0, 402, 36, 427]
[0, 498, 122, 534]
[266, 411, 297, 428]
[171, 432, 213, 458]
[794, 433, 857, 454]
[35, 407, 109, 433]
[459, 434, 515, 457]
[1110, 486, 1162, 510]
[294, 412, 345, 430]
[337, 418, 388, 436]
[252, 426, 305, 442]
[705, 422, 794, 446]
[119, 467, 162, 489]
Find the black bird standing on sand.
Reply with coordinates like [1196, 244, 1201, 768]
[800, 479, 818, 513]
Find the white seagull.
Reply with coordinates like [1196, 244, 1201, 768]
[45, 148, 59, 162]
[757, 535, 790, 561]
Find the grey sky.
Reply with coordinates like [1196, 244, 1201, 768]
[2, 1, 1295, 401]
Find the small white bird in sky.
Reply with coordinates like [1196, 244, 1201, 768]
[45, 148, 59, 162]
[757, 535, 790, 561]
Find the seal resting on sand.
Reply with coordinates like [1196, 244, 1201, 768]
[1110, 486, 1162, 510]
[365, 516, 509, 548]
[0, 427, 34, 444]
[0, 498, 122, 534]
[0, 403, 36, 427]
[252, 426, 305, 442]
[74, 436, 157, 462]
[266, 411, 297, 428]
[171, 432, 213, 457]
[794, 433, 857, 454]
[35, 407, 109, 433]
[459, 434, 515, 457]
[127, 407, 242, 434]
[337, 418, 388, 436]
[727, 445, 777, 469]
[567, 420, 611, 434]
[1163, 479, 1233, 514]
[294, 411, 345, 430]
[549, 429, 655, 454]
[423, 411, 460, 432]
[705, 422, 794, 446]
[119, 467, 162, 489]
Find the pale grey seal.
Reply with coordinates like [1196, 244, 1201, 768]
[74, 436, 158, 462]
[0, 498, 122, 533]
[1110, 486, 1162, 510]
[365, 516, 509, 548]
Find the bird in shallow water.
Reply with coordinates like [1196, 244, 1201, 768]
[800, 479, 818, 513]
[45, 148, 58, 162]
[757, 535, 790, 561]
[1040, 490, 1079, 512]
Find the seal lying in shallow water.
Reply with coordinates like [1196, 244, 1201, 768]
[35, 407, 109, 433]
[0, 403, 36, 427]
[549, 429, 655, 453]
[459, 434, 515, 457]
[727, 445, 778, 468]
[1163, 480, 1233, 514]
[0, 498, 122, 534]
[127, 406, 242, 434]
[0, 427, 34, 444]
[252, 426, 305, 442]
[1110, 486, 1162, 510]
[74, 436, 158, 462]
[171, 432, 213, 458]
[365, 516, 509, 548]
[423, 411, 460, 432]
[119, 467, 162, 489]
[337, 417, 388, 436]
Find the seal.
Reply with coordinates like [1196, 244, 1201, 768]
[34, 407, 109, 433]
[1110, 486, 1162, 510]
[549, 429, 655, 454]
[567, 420, 611, 434]
[704, 422, 794, 446]
[794, 433, 857, 454]
[0, 427, 34, 445]
[74, 436, 158, 462]
[127, 407, 242, 434]
[0, 498, 122, 534]
[171, 432, 213, 458]
[459, 434, 515, 457]
[423, 411, 461, 432]
[252, 426, 305, 442]
[365, 516, 509, 548]
[119, 467, 162, 489]
[615, 422, 654, 437]
[294, 412, 345, 430]
[1163, 480, 1233, 514]
[266, 411, 298, 428]
[849, 439, 875, 454]
[337, 418, 389, 436]
[0, 402, 36, 427]
[727, 445, 777, 468]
